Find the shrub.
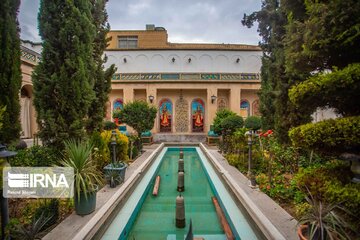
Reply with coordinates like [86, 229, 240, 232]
[33, 199, 59, 230]
[213, 109, 236, 135]
[103, 121, 117, 130]
[220, 115, 244, 135]
[100, 129, 129, 163]
[114, 100, 157, 137]
[9, 145, 60, 167]
[244, 116, 262, 130]
[289, 116, 360, 153]
[90, 132, 110, 169]
[294, 161, 351, 201]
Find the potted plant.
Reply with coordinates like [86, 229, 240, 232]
[103, 130, 128, 187]
[297, 190, 352, 240]
[61, 140, 103, 215]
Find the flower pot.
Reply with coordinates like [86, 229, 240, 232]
[298, 225, 308, 240]
[104, 163, 128, 187]
[74, 190, 97, 215]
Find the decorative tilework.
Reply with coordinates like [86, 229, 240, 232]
[221, 74, 241, 80]
[111, 72, 260, 81]
[112, 74, 121, 80]
[161, 74, 179, 79]
[141, 74, 161, 80]
[175, 97, 189, 133]
[240, 73, 260, 80]
[181, 74, 200, 80]
[201, 74, 220, 80]
[21, 49, 36, 63]
[121, 74, 140, 80]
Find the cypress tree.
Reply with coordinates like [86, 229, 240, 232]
[242, 0, 310, 143]
[33, 0, 96, 148]
[87, 0, 116, 133]
[0, 0, 22, 144]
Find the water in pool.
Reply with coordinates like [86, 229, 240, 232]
[127, 148, 224, 239]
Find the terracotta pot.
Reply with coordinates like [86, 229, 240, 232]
[298, 225, 308, 240]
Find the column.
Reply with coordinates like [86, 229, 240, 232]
[146, 87, 157, 132]
[230, 88, 241, 114]
[123, 87, 134, 103]
[207, 87, 218, 132]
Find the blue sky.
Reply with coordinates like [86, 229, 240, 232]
[19, 0, 261, 45]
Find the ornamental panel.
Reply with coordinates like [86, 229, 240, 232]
[175, 97, 189, 133]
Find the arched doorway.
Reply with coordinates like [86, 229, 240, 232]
[20, 85, 32, 138]
[240, 99, 250, 117]
[159, 98, 172, 132]
[191, 98, 205, 132]
[113, 98, 123, 126]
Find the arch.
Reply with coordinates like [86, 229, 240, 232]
[20, 84, 33, 138]
[159, 98, 173, 132]
[191, 98, 205, 132]
[217, 98, 227, 110]
[252, 99, 260, 116]
[113, 98, 123, 126]
[240, 99, 250, 117]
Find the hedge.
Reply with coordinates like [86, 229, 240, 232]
[289, 116, 360, 152]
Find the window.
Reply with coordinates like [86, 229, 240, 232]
[118, 36, 138, 49]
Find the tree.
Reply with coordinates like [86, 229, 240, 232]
[244, 116, 262, 131]
[0, 0, 22, 144]
[86, 0, 116, 133]
[287, 0, 360, 155]
[33, 0, 96, 148]
[212, 109, 236, 135]
[242, 0, 310, 142]
[114, 101, 157, 137]
[220, 115, 244, 136]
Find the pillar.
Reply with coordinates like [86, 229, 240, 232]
[207, 87, 218, 132]
[230, 88, 241, 114]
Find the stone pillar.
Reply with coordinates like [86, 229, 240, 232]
[230, 88, 241, 114]
[147, 87, 157, 132]
[123, 87, 134, 103]
[207, 87, 218, 132]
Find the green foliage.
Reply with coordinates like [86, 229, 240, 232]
[90, 131, 109, 169]
[242, 0, 310, 143]
[10, 145, 60, 167]
[244, 116, 262, 130]
[0, 0, 22, 144]
[220, 115, 244, 135]
[103, 121, 117, 130]
[11, 212, 53, 240]
[289, 116, 360, 153]
[86, 0, 116, 133]
[294, 161, 351, 201]
[0, 105, 5, 130]
[100, 129, 129, 164]
[61, 140, 103, 200]
[114, 101, 157, 137]
[298, 191, 354, 240]
[256, 173, 296, 203]
[289, 64, 360, 117]
[33, 0, 96, 149]
[212, 109, 236, 135]
[33, 199, 59, 230]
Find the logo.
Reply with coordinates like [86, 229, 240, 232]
[3, 167, 74, 198]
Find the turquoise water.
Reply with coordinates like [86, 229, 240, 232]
[127, 148, 224, 239]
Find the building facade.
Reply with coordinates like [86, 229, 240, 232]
[104, 25, 262, 136]
[19, 25, 262, 138]
[19, 40, 42, 138]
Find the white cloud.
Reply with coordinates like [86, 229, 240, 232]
[19, 0, 262, 45]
